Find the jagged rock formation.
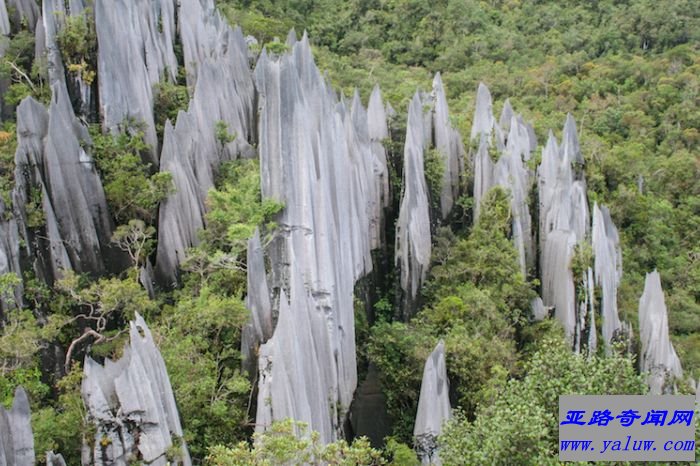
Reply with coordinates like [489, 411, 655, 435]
[12, 82, 114, 283]
[0, 387, 35, 465]
[395, 93, 431, 316]
[241, 229, 273, 377]
[367, 85, 391, 244]
[469, 83, 535, 274]
[81, 313, 191, 466]
[94, 0, 177, 163]
[592, 202, 622, 352]
[431, 73, 465, 219]
[413, 340, 451, 466]
[0, 197, 22, 312]
[155, 0, 255, 283]
[638, 270, 683, 394]
[46, 451, 67, 466]
[537, 117, 590, 343]
[254, 33, 388, 442]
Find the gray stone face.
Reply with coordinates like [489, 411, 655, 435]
[94, 0, 177, 164]
[155, 0, 255, 283]
[469, 84, 534, 274]
[241, 229, 273, 377]
[592, 202, 622, 353]
[82, 313, 191, 466]
[254, 34, 388, 442]
[12, 85, 112, 283]
[0, 387, 36, 466]
[395, 93, 431, 314]
[537, 116, 591, 344]
[0, 198, 22, 312]
[7, 0, 39, 32]
[413, 340, 451, 466]
[0, 0, 10, 35]
[431, 73, 465, 219]
[542, 229, 577, 338]
[638, 270, 683, 394]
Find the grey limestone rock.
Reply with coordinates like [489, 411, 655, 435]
[0, 0, 9, 35]
[469, 83, 534, 273]
[431, 73, 465, 219]
[0, 198, 22, 313]
[542, 229, 577, 339]
[0, 386, 35, 466]
[592, 202, 623, 353]
[12, 84, 112, 283]
[94, 0, 177, 164]
[638, 270, 683, 394]
[82, 313, 191, 466]
[7, 0, 39, 32]
[413, 340, 451, 466]
[241, 229, 273, 377]
[155, 0, 255, 282]
[46, 451, 67, 466]
[395, 92, 431, 314]
[254, 34, 388, 442]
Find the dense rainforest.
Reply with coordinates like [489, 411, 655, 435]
[0, 0, 698, 464]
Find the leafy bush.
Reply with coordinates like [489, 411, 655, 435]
[90, 128, 173, 224]
[440, 330, 645, 465]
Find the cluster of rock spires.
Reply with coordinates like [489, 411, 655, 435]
[467, 83, 681, 395]
[0, 0, 691, 461]
[251, 32, 390, 443]
[2, 315, 189, 465]
[413, 341, 451, 465]
[395, 74, 465, 317]
[82, 313, 190, 465]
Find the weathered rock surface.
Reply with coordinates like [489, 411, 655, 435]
[241, 229, 273, 377]
[638, 270, 683, 394]
[431, 73, 464, 218]
[254, 33, 388, 442]
[0, 198, 22, 312]
[413, 340, 451, 466]
[469, 83, 535, 274]
[592, 202, 623, 353]
[94, 0, 178, 164]
[155, 0, 255, 283]
[0, 387, 35, 466]
[46, 451, 67, 466]
[82, 313, 191, 466]
[537, 116, 591, 343]
[395, 93, 431, 316]
[12, 83, 113, 283]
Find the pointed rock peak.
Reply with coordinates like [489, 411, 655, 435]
[408, 92, 424, 126]
[499, 98, 514, 133]
[286, 28, 298, 46]
[432, 72, 444, 91]
[562, 113, 583, 164]
[471, 82, 494, 141]
[639, 269, 683, 393]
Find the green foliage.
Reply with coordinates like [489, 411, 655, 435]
[440, 330, 646, 465]
[32, 364, 92, 466]
[264, 40, 289, 55]
[157, 284, 251, 459]
[423, 148, 445, 219]
[369, 188, 534, 442]
[111, 219, 156, 269]
[205, 419, 386, 465]
[55, 12, 97, 84]
[153, 79, 189, 139]
[90, 128, 174, 224]
[215, 120, 237, 146]
[200, 159, 283, 256]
